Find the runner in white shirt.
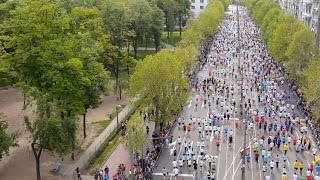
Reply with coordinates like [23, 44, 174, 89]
[265, 173, 271, 180]
[178, 159, 183, 168]
[312, 147, 318, 158]
[172, 159, 177, 168]
[314, 175, 320, 180]
[269, 160, 275, 171]
[173, 167, 179, 177]
[292, 173, 298, 180]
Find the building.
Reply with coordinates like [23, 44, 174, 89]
[278, 0, 320, 43]
[311, 0, 320, 42]
[190, 0, 209, 18]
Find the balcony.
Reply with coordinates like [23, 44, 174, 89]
[303, 0, 312, 4]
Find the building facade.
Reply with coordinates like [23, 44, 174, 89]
[279, 0, 320, 42]
[190, 0, 209, 18]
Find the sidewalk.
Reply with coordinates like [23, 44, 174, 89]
[99, 121, 155, 179]
[102, 143, 132, 178]
[63, 104, 134, 179]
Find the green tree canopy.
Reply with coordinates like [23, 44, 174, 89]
[129, 49, 189, 129]
[0, 114, 18, 160]
[285, 29, 318, 79]
[300, 59, 320, 120]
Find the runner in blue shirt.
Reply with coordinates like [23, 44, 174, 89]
[316, 164, 320, 176]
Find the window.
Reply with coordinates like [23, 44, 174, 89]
[200, 6, 204, 9]
[191, 6, 195, 9]
[200, 0, 204, 3]
[191, 0, 195, 3]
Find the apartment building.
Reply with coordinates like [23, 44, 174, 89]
[190, 0, 209, 18]
[279, 0, 320, 42]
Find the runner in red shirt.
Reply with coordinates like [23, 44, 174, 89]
[293, 137, 297, 146]
[216, 139, 221, 150]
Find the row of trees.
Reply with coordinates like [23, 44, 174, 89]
[243, 0, 320, 120]
[128, 0, 228, 132]
[0, 0, 190, 180]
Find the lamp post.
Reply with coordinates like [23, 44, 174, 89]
[116, 105, 122, 128]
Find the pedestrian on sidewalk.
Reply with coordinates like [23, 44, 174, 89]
[104, 166, 109, 178]
[76, 167, 82, 180]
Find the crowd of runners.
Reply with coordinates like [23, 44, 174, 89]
[158, 5, 320, 180]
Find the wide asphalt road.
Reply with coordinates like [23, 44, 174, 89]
[152, 5, 317, 180]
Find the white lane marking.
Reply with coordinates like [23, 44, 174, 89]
[217, 152, 220, 180]
[295, 131, 300, 139]
[253, 121, 262, 180]
[222, 142, 243, 180]
[153, 173, 194, 177]
[170, 130, 187, 180]
[232, 112, 236, 180]
[188, 100, 193, 108]
[231, 160, 243, 180]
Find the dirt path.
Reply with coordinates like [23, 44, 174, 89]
[0, 88, 128, 180]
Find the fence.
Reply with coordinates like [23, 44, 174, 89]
[68, 104, 137, 180]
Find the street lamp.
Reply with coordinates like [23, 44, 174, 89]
[116, 105, 122, 128]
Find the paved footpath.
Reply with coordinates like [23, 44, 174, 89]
[102, 143, 132, 178]
[153, 4, 316, 180]
[63, 104, 133, 179]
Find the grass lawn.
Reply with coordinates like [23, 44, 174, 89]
[137, 41, 156, 48]
[88, 133, 122, 175]
[129, 49, 157, 60]
[161, 31, 182, 46]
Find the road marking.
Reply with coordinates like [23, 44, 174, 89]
[188, 100, 193, 108]
[295, 131, 300, 139]
[169, 130, 187, 180]
[232, 112, 236, 180]
[153, 173, 194, 177]
[231, 161, 243, 180]
[253, 123, 262, 180]
[222, 143, 243, 180]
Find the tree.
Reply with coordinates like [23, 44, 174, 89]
[264, 12, 285, 42]
[127, 0, 153, 59]
[129, 49, 189, 130]
[254, 0, 275, 24]
[300, 59, 320, 120]
[24, 91, 75, 180]
[0, 0, 20, 86]
[261, 7, 281, 35]
[0, 113, 18, 159]
[124, 111, 146, 154]
[100, 0, 133, 50]
[285, 29, 318, 79]
[268, 16, 303, 63]
[156, 0, 178, 44]
[147, 7, 165, 52]
[174, 0, 190, 36]
[69, 6, 111, 138]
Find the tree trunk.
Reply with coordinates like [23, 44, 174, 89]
[145, 39, 148, 52]
[116, 56, 120, 100]
[179, 18, 182, 36]
[127, 64, 130, 76]
[119, 82, 122, 100]
[83, 113, 87, 139]
[23, 93, 26, 109]
[127, 41, 130, 55]
[134, 46, 137, 59]
[31, 142, 43, 180]
[71, 141, 75, 160]
[35, 153, 41, 180]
